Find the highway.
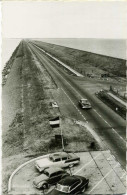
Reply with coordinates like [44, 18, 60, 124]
[26, 41, 126, 169]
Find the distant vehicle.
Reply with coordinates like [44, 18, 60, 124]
[79, 99, 92, 109]
[51, 102, 59, 108]
[35, 152, 80, 172]
[47, 175, 89, 195]
[33, 167, 69, 189]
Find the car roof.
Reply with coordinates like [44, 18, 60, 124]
[80, 98, 87, 101]
[33, 168, 64, 184]
[50, 152, 69, 159]
[58, 176, 80, 186]
[45, 167, 64, 175]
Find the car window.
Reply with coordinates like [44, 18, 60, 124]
[67, 154, 72, 159]
[44, 170, 49, 177]
[51, 172, 58, 177]
[56, 184, 70, 193]
[57, 171, 63, 175]
[49, 156, 54, 162]
[54, 158, 61, 162]
[62, 157, 67, 161]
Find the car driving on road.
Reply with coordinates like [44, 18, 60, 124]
[33, 167, 69, 189]
[47, 175, 89, 194]
[35, 152, 80, 172]
[79, 99, 92, 109]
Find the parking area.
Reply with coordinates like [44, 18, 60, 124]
[9, 150, 126, 194]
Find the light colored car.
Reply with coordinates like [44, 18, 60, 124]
[79, 98, 92, 109]
[35, 152, 80, 172]
[51, 102, 59, 108]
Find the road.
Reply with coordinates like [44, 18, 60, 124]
[26, 41, 126, 169]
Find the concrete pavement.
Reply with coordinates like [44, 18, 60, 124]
[9, 151, 126, 194]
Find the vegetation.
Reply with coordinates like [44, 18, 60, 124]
[33, 40, 126, 77]
[97, 90, 126, 119]
[2, 40, 102, 194]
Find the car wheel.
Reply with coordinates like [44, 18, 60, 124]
[42, 183, 48, 189]
[69, 163, 74, 168]
[81, 187, 86, 192]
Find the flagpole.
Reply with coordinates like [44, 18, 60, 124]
[60, 117, 64, 151]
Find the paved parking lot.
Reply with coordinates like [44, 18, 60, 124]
[9, 150, 126, 194]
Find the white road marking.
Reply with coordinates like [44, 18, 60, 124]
[74, 153, 101, 175]
[28, 43, 126, 144]
[120, 171, 127, 179]
[89, 163, 120, 193]
[61, 88, 86, 121]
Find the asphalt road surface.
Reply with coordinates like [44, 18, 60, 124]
[26, 41, 126, 169]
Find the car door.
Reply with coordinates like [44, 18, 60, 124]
[70, 180, 81, 194]
[61, 157, 68, 167]
[48, 171, 63, 185]
[53, 158, 63, 167]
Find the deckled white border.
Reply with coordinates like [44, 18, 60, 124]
[0, 2, 2, 195]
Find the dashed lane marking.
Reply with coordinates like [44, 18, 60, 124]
[74, 153, 101, 175]
[61, 88, 87, 121]
[28, 43, 126, 145]
[89, 163, 120, 193]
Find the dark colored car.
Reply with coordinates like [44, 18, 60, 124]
[33, 167, 69, 189]
[47, 175, 89, 195]
[79, 99, 92, 109]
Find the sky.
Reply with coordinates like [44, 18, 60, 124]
[2, 1, 127, 39]
[2, 1, 127, 67]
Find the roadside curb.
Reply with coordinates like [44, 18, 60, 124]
[31, 43, 84, 77]
[8, 154, 49, 193]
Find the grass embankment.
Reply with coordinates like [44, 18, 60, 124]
[2, 41, 24, 86]
[3, 40, 101, 194]
[32, 40, 126, 77]
[2, 42, 24, 194]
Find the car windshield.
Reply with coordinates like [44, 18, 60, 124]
[67, 154, 72, 159]
[49, 155, 54, 162]
[56, 184, 70, 193]
[43, 170, 49, 177]
[81, 99, 88, 103]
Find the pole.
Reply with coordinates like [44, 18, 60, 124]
[60, 117, 65, 151]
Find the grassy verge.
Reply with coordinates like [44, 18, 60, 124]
[32, 40, 126, 78]
[2, 41, 24, 86]
[96, 90, 126, 119]
[3, 40, 101, 194]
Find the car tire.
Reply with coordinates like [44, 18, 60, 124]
[69, 163, 74, 168]
[42, 183, 48, 189]
[81, 187, 86, 192]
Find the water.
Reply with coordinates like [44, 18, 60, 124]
[38, 38, 126, 60]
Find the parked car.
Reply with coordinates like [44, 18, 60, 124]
[51, 102, 59, 108]
[47, 175, 89, 194]
[79, 99, 92, 109]
[35, 152, 80, 172]
[33, 167, 69, 189]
